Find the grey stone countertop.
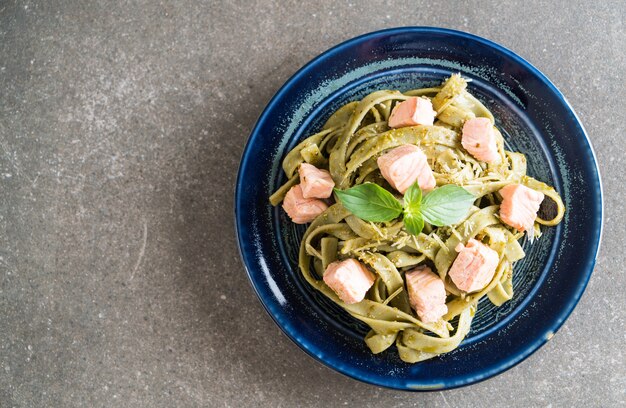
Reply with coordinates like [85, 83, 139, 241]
[0, 1, 624, 407]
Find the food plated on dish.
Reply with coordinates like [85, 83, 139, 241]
[235, 27, 601, 389]
[270, 74, 565, 362]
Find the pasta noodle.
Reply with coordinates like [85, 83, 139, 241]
[269, 74, 565, 362]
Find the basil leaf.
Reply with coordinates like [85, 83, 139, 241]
[403, 211, 424, 235]
[403, 181, 422, 213]
[334, 183, 403, 222]
[420, 185, 475, 226]
[402, 182, 424, 235]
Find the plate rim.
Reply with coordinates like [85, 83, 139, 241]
[234, 26, 603, 390]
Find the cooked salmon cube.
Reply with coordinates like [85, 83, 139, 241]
[377, 144, 436, 193]
[499, 184, 545, 232]
[323, 258, 376, 304]
[298, 163, 335, 199]
[282, 184, 328, 224]
[461, 117, 500, 163]
[405, 265, 448, 323]
[448, 238, 499, 293]
[388, 97, 437, 128]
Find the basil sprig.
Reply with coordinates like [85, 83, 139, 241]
[334, 182, 475, 235]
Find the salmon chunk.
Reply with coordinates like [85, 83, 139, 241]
[388, 97, 437, 128]
[461, 117, 500, 163]
[298, 163, 335, 199]
[282, 184, 328, 224]
[405, 265, 448, 323]
[377, 144, 436, 193]
[323, 258, 376, 304]
[449, 238, 499, 293]
[499, 184, 545, 232]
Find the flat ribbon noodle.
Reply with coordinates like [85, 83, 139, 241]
[270, 76, 565, 363]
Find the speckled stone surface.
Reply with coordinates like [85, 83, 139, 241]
[0, 1, 624, 407]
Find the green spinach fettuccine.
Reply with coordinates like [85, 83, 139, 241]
[270, 75, 565, 362]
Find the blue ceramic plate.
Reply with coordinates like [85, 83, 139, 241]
[235, 27, 602, 390]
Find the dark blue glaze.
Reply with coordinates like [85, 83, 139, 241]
[235, 27, 602, 390]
